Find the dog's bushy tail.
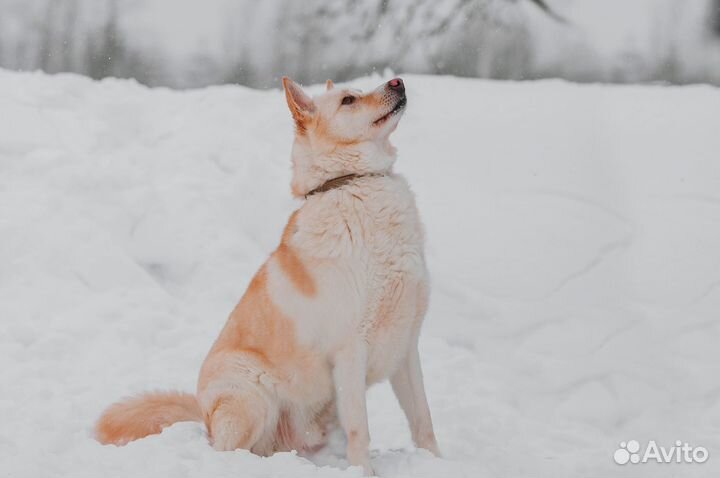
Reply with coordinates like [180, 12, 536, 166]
[95, 391, 203, 445]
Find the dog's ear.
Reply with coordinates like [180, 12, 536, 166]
[282, 77, 316, 133]
[325, 79, 334, 91]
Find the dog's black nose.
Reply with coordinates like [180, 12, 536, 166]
[388, 77, 404, 93]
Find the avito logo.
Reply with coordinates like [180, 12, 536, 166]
[614, 440, 709, 465]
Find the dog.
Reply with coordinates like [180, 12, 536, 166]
[95, 77, 439, 475]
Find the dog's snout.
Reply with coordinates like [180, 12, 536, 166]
[388, 77, 404, 93]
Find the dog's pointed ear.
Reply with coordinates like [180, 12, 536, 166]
[282, 77, 316, 133]
[326, 79, 334, 91]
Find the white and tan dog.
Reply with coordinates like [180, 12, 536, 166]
[96, 77, 439, 475]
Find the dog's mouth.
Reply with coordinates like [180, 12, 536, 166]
[372, 96, 407, 126]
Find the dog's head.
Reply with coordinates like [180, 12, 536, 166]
[282, 77, 407, 196]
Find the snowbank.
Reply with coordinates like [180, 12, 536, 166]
[1, 69, 719, 477]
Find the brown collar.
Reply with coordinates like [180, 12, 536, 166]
[305, 173, 382, 198]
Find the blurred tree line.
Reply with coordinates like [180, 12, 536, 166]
[0, 0, 718, 89]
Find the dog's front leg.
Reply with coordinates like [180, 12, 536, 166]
[390, 341, 441, 457]
[333, 340, 374, 476]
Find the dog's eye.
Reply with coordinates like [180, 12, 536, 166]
[341, 96, 355, 105]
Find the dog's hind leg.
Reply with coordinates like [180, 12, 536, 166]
[208, 389, 277, 453]
[198, 351, 279, 454]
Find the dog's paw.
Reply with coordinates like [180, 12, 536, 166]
[360, 461, 375, 477]
[417, 437, 441, 458]
[425, 443, 442, 458]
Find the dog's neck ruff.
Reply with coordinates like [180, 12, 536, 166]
[305, 173, 384, 198]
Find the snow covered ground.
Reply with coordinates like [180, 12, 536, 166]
[1, 70, 719, 477]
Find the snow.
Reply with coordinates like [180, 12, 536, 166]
[1, 69, 720, 477]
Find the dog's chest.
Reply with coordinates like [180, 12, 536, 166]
[295, 175, 428, 377]
[300, 175, 425, 269]
[356, 187, 427, 382]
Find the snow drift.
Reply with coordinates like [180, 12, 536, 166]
[0, 69, 719, 477]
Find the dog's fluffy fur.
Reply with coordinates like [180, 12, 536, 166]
[96, 77, 439, 475]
